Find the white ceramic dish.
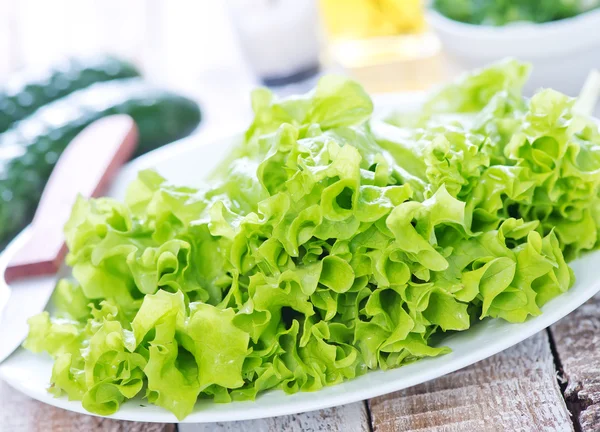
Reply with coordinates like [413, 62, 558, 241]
[1, 93, 599, 423]
[428, 8, 600, 96]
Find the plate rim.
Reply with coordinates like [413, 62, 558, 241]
[1, 92, 599, 423]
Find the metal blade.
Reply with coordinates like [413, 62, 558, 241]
[0, 274, 56, 363]
[0, 230, 64, 364]
[0, 116, 137, 364]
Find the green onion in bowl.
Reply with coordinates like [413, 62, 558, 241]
[432, 0, 600, 26]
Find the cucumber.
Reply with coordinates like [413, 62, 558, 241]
[0, 78, 202, 245]
[0, 55, 140, 133]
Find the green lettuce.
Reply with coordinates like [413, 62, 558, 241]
[25, 60, 600, 419]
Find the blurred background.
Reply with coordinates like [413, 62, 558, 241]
[0, 0, 600, 247]
[2, 0, 600, 130]
[0, 0, 450, 134]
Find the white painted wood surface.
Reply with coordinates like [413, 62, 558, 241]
[179, 403, 369, 432]
[551, 293, 600, 432]
[368, 332, 573, 432]
[0, 379, 174, 432]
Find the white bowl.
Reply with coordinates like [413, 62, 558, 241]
[428, 8, 600, 96]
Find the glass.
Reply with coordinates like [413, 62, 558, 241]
[227, 0, 322, 88]
[319, 0, 444, 93]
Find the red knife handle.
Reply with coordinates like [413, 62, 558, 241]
[4, 115, 139, 283]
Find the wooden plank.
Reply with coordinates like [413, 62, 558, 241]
[368, 332, 572, 432]
[0, 379, 174, 432]
[550, 293, 600, 432]
[180, 402, 369, 432]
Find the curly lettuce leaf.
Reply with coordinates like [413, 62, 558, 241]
[24, 63, 595, 419]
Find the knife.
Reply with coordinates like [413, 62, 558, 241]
[0, 115, 138, 363]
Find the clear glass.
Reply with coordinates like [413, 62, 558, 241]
[319, 0, 445, 93]
[226, 0, 322, 87]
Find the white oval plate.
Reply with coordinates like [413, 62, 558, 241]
[1, 94, 599, 424]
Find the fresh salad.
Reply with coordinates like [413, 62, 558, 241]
[24, 60, 600, 420]
[433, 0, 600, 26]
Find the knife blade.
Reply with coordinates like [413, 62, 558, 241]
[0, 259, 57, 363]
[0, 115, 138, 363]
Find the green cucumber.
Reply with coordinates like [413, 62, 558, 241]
[0, 55, 140, 133]
[0, 78, 202, 245]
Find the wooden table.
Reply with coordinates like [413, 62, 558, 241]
[2, 292, 598, 432]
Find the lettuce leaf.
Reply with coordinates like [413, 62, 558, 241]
[26, 60, 599, 419]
